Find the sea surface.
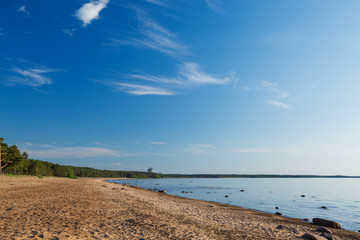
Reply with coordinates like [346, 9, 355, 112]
[109, 178, 360, 232]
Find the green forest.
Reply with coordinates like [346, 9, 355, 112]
[0, 138, 163, 178]
[1, 138, 358, 179]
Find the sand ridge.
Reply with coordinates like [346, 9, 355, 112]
[0, 176, 359, 240]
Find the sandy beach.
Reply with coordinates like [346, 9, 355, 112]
[0, 176, 359, 240]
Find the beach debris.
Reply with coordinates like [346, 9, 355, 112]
[301, 195, 306, 197]
[275, 212, 282, 216]
[320, 232, 342, 240]
[321, 206, 328, 209]
[302, 233, 328, 240]
[275, 207, 279, 209]
[316, 226, 332, 234]
[312, 218, 342, 229]
[6, 207, 13, 211]
[275, 225, 284, 230]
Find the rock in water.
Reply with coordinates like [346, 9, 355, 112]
[313, 218, 342, 229]
[302, 233, 328, 240]
[301, 195, 306, 197]
[321, 206, 328, 209]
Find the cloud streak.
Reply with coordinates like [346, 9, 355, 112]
[18, 5, 30, 16]
[24, 146, 134, 159]
[266, 100, 291, 110]
[259, 80, 291, 110]
[111, 8, 188, 59]
[75, 0, 109, 27]
[186, 144, 216, 155]
[103, 62, 235, 95]
[231, 148, 301, 154]
[205, 0, 224, 13]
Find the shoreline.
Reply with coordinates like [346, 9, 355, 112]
[0, 175, 359, 239]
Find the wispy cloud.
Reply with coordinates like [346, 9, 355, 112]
[148, 141, 166, 145]
[259, 80, 291, 110]
[0, 28, 3, 36]
[24, 146, 134, 159]
[2, 60, 58, 87]
[259, 80, 289, 99]
[205, 0, 224, 13]
[103, 62, 235, 95]
[18, 5, 30, 16]
[75, 0, 109, 27]
[145, 0, 167, 6]
[231, 148, 301, 154]
[62, 28, 77, 37]
[266, 100, 291, 110]
[108, 82, 175, 95]
[186, 144, 216, 155]
[111, 8, 188, 59]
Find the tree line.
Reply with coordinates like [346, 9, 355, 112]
[0, 138, 163, 178]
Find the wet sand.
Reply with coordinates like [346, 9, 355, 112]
[0, 176, 359, 240]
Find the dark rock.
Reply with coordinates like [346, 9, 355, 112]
[275, 207, 279, 209]
[225, 195, 229, 198]
[240, 189, 245, 192]
[158, 190, 166, 193]
[275, 212, 282, 216]
[301, 195, 306, 197]
[275, 225, 284, 229]
[313, 218, 341, 229]
[320, 232, 342, 240]
[302, 233, 328, 240]
[291, 228, 299, 234]
[6, 207, 13, 211]
[321, 206, 328, 209]
[303, 218, 309, 222]
[316, 226, 332, 233]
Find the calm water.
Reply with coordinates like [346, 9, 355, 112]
[109, 178, 360, 232]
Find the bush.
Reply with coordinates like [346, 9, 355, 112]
[66, 168, 76, 179]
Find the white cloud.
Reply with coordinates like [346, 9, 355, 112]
[109, 82, 175, 96]
[266, 100, 291, 110]
[259, 80, 291, 109]
[205, 0, 224, 13]
[112, 9, 188, 58]
[148, 141, 166, 145]
[6, 67, 56, 87]
[231, 148, 300, 154]
[18, 5, 30, 15]
[75, 0, 109, 27]
[24, 146, 133, 159]
[259, 80, 289, 99]
[1, 59, 59, 87]
[146, 0, 167, 6]
[186, 144, 216, 155]
[62, 29, 77, 37]
[104, 62, 235, 95]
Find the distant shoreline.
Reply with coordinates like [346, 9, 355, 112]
[159, 174, 360, 178]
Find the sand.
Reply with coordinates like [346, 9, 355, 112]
[0, 176, 359, 240]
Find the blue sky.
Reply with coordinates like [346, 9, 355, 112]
[1, 0, 360, 175]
